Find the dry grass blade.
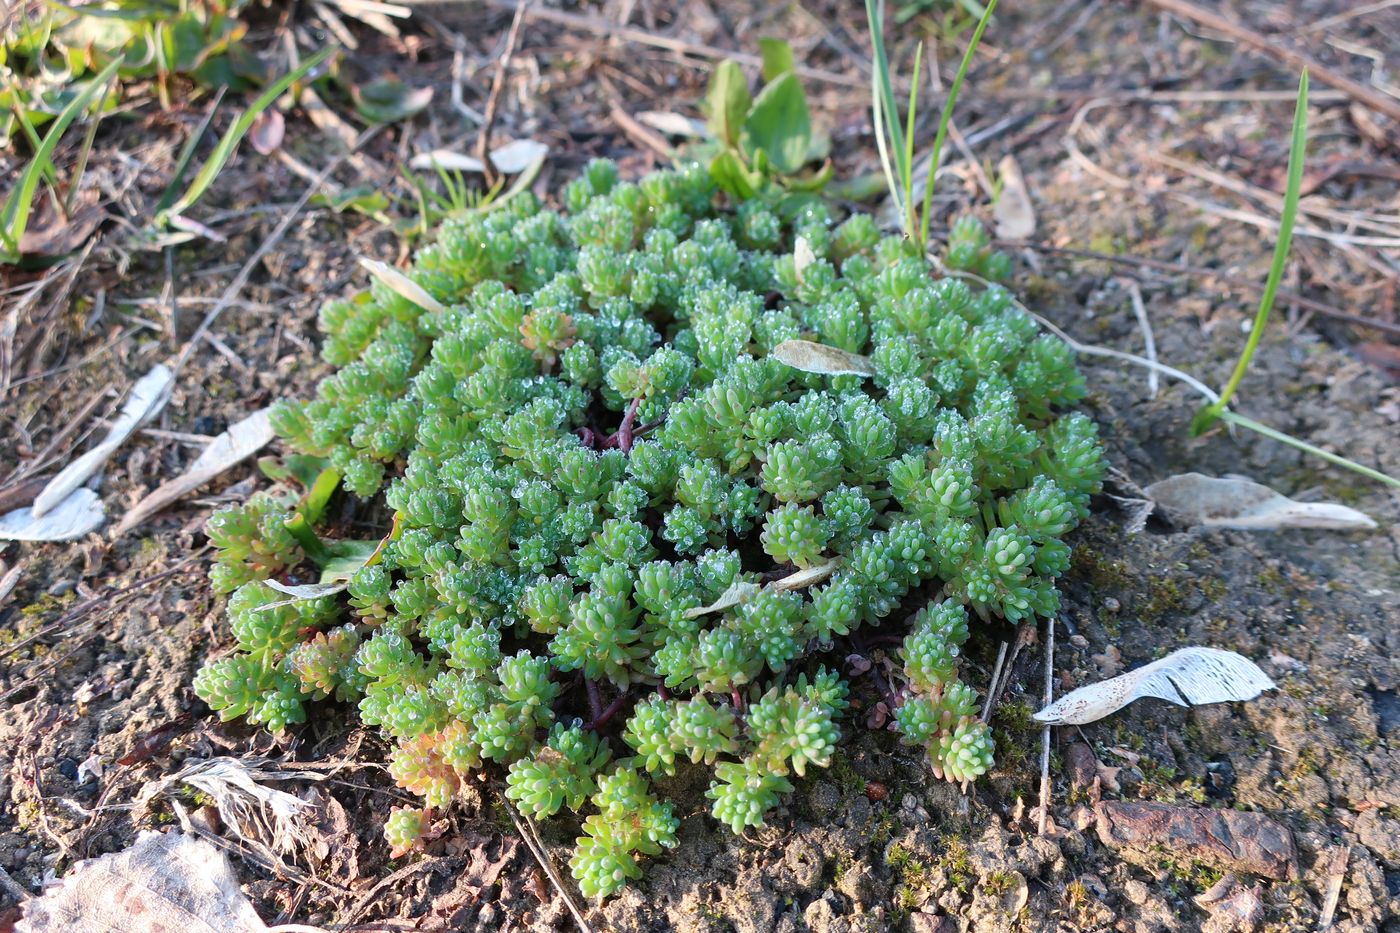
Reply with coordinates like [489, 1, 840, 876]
[358, 258, 448, 314]
[0, 488, 105, 542]
[31, 364, 173, 518]
[115, 407, 276, 534]
[504, 800, 594, 933]
[682, 581, 760, 618]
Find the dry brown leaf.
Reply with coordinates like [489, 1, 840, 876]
[1033, 647, 1275, 725]
[770, 340, 876, 378]
[18, 190, 105, 258]
[1146, 472, 1376, 531]
[115, 408, 275, 534]
[993, 154, 1036, 239]
[15, 830, 320, 933]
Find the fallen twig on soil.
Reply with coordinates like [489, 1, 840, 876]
[1122, 281, 1158, 397]
[1145, 0, 1400, 123]
[476, 0, 532, 181]
[1037, 614, 1054, 835]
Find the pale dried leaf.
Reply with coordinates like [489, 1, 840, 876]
[264, 580, 348, 601]
[15, 830, 279, 933]
[115, 408, 275, 534]
[1146, 472, 1376, 531]
[770, 340, 876, 378]
[32, 364, 174, 517]
[488, 139, 550, 174]
[793, 236, 816, 283]
[1034, 647, 1275, 725]
[359, 258, 447, 314]
[682, 580, 760, 619]
[408, 149, 486, 173]
[0, 488, 105, 541]
[993, 153, 1036, 239]
[770, 557, 839, 591]
[636, 110, 706, 138]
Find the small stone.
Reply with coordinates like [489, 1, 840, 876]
[1124, 880, 1150, 905]
[1102, 596, 1120, 613]
[1069, 634, 1090, 648]
[864, 781, 888, 802]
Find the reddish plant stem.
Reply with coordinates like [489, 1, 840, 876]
[585, 678, 604, 722]
[584, 689, 631, 731]
[601, 397, 643, 452]
[730, 687, 745, 713]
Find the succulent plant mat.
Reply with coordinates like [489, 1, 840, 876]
[0, 2, 1397, 931]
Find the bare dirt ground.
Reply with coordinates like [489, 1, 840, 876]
[1, 2, 1397, 931]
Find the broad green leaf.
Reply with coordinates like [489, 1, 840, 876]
[350, 76, 433, 124]
[758, 38, 795, 83]
[740, 72, 810, 175]
[704, 59, 750, 149]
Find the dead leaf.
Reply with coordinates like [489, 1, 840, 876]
[636, 111, 706, 138]
[487, 139, 549, 175]
[682, 580, 760, 619]
[115, 407, 276, 534]
[1033, 647, 1276, 725]
[1145, 473, 1376, 531]
[263, 580, 348, 601]
[249, 110, 285, 155]
[993, 154, 1036, 239]
[31, 364, 174, 518]
[15, 830, 316, 933]
[1195, 874, 1265, 933]
[770, 557, 839, 591]
[1356, 341, 1400, 383]
[1095, 801, 1298, 880]
[770, 340, 877, 378]
[793, 236, 816, 283]
[0, 488, 105, 541]
[359, 258, 447, 314]
[408, 149, 486, 173]
[18, 190, 104, 259]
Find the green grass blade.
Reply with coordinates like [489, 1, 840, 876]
[155, 87, 227, 215]
[917, 0, 998, 248]
[1, 56, 122, 259]
[164, 47, 336, 220]
[1221, 410, 1399, 489]
[864, 0, 907, 236]
[903, 41, 923, 238]
[1195, 71, 1309, 433]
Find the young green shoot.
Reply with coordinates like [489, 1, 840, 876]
[1189, 71, 1398, 489]
[865, 0, 998, 251]
[1192, 70, 1308, 436]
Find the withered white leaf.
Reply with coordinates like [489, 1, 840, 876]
[770, 557, 840, 591]
[793, 236, 816, 283]
[1146, 472, 1376, 531]
[682, 580, 760, 619]
[1033, 646, 1275, 726]
[993, 153, 1036, 239]
[487, 138, 550, 174]
[770, 340, 876, 378]
[263, 580, 348, 602]
[407, 149, 486, 173]
[15, 830, 310, 933]
[0, 488, 105, 541]
[32, 364, 174, 518]
[358, 258, 447, 314]
[636, 111, 706, 138]
[115, 407, 276, 534]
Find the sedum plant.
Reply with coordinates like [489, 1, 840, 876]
[194, 157, 1104, 897]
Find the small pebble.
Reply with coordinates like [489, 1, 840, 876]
[57, 759, 79, 781]
[1102, 597, 1120, 613]
[864, 781, 888, 802]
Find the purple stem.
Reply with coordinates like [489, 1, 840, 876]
[585, 678, 604, 722]
[584, 689, 631, 731]
[730, 687, 745, 714]
[602, 398, 643, 453]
